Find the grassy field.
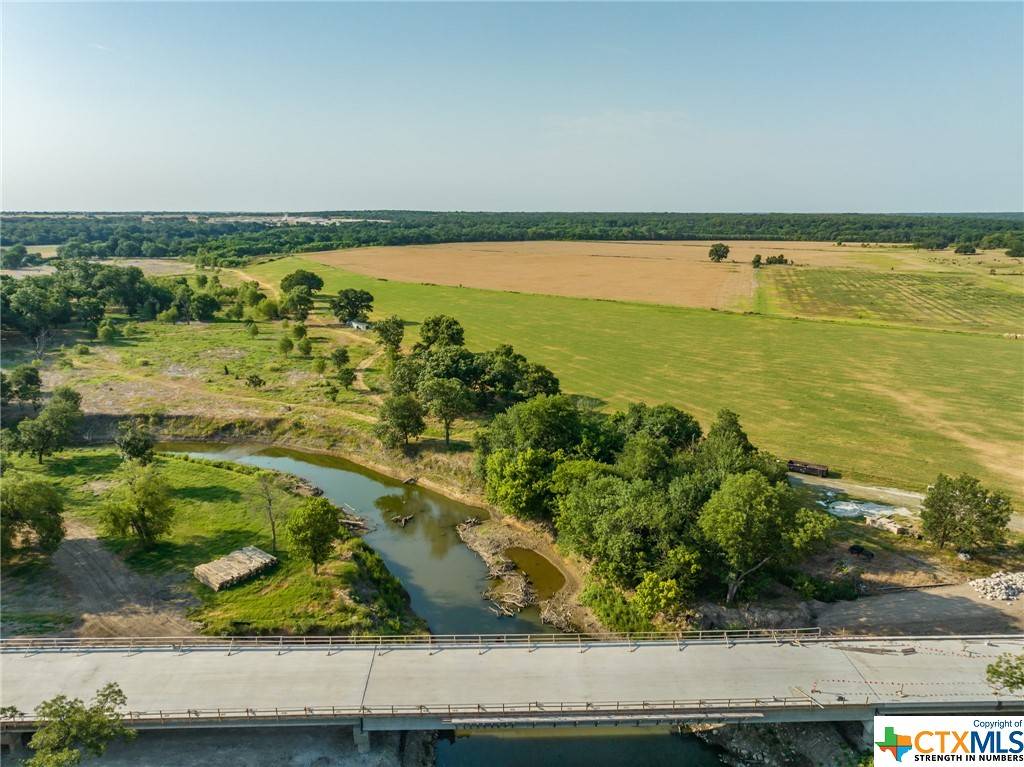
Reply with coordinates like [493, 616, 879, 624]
[757, 268, 1023, 334]
[3, 449, 424, 635]
[304, 240, 1024, 326]
[249, 256, 1024, 499]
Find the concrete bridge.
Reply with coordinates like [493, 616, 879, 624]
[2, 630, 1022, 751]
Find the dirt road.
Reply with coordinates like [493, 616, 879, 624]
[789, 473, 1024, 532]
[816, 583, 1024, 635]
[51, 520, 196, 637]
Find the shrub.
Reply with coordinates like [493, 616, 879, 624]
[156, 306, 180, 324]
[580, 580, 653, 633]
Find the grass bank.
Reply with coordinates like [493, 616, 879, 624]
[2, 448, 426, 635]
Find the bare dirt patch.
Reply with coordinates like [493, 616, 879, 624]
[816, 582, 1023, 635]
[50, 519, 197, 637]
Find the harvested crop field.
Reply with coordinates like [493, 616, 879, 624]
[303, 240, 1016, 311]
[308, 240, 760, 310]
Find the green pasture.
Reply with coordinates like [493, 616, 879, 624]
[758, 268, 1024, 333]
[61, 317, 377, 419]
[3, 449, 423, 635]
[250, 257, 1024, 499]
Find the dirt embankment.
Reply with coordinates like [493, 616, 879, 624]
[456, 514, 602, 633]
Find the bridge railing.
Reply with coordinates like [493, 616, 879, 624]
[0, 693, 864, 728]
[0, 628, 823, 653]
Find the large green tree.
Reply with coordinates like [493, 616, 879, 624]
[101, 463, 175, 546]
[698, 471, 834, 603]
[8, 364, 43, 410]
[613, 402, 702, 452]
[708, 243, 730, 262]
[12, 387, 84, 463]
[373, 315, 405, 357]
[920, 474, 1012, 550]
[287, 497, 343, 574]
[280, 269, 325, 294]
[329, 288, 374, 323]
[418, 377, 471, 446]
[373, 394, 426, 449]
[418, 314, 465, 349]
[485, 447, 559, 520]
[281, 286, 314, 320]
[0, 478, 65, 557]
[114, 419, 155, 465]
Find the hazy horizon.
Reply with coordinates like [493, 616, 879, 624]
[3, 2, 1022, 213]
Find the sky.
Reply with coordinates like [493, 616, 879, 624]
[2, 2, 1022, 213]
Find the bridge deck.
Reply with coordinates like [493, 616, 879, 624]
[2, 635, 1022, 728]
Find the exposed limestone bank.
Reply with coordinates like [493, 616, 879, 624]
[695, 601, 818, 631]
[690, 722, 866, 767]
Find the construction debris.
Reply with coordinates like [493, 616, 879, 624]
[865, 516, 912, 535]
[194, 546, 277, 591]
[970, 571, 1024, 602]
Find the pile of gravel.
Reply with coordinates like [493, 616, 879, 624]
[969, 571, 1024, 601]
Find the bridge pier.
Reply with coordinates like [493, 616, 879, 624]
[857, 719, 874, 750]
[353, 721, 370, 754]
[0, 731, 29, 760]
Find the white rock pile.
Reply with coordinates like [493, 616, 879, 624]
[969, 571, 1024, 601]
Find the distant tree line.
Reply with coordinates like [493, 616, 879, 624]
[3, 212, 1022, 266]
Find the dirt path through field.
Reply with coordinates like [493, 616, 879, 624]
[52, 520, 196, 637]
[353, 347, 384, 401]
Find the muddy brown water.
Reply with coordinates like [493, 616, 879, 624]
[163, 442, 555, 634]
[164, 442, 721, 765]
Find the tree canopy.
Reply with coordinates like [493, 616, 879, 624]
[101, 463, 175, 546]
[920, 473, 1012, 550]
[18, 683, 135, 767]
[279, 269, 325, 294]
[286, 497, 344, 574]
[329, 288, 374, 323]
[0, 478, 65, 558]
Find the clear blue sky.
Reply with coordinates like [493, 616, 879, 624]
[3, 2, 1021, 212]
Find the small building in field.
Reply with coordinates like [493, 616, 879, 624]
[193, 546, 277, 591]
[347, 319, 371, 331]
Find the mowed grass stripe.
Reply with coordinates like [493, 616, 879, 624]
[251, 257, 1024, 498]
[764, 268, 1024, 333]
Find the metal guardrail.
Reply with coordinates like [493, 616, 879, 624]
[5, 691, 1015, 730]
[3, 629, 1022, 654]
[0, 695, 865, 728]
[0, 628, 825, 653]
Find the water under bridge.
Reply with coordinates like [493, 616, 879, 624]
[2, 630, 1022, 747]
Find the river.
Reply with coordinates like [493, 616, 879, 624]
[165, 442, 722, 765]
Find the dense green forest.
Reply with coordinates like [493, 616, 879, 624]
[2, 211, 1022, 266]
